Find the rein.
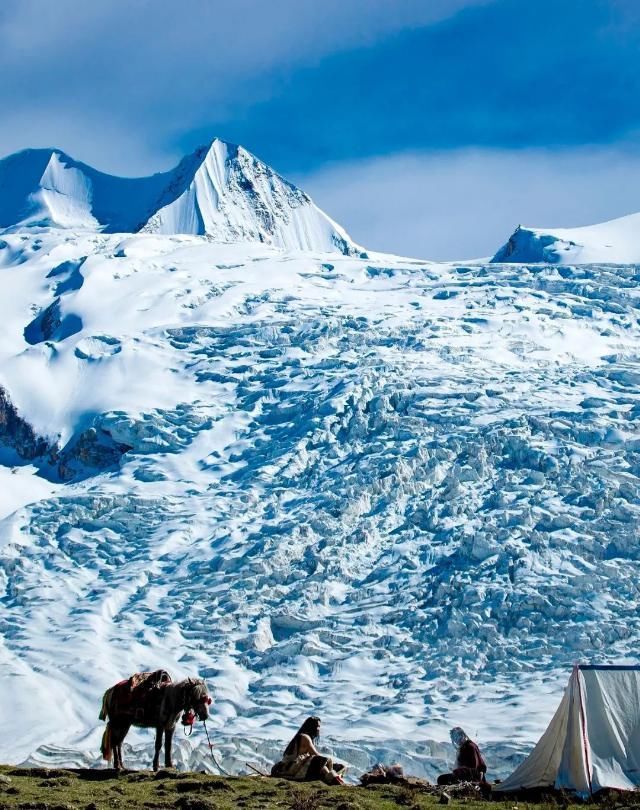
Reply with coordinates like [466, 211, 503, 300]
[203, 719, 231, 776]
[179, 684, 229, 776]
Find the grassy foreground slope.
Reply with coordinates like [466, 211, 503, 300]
[0, 767, 615, 810]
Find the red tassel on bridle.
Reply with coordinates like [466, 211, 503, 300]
[182, 695, 212, 735]
[182, 709, 196, 735]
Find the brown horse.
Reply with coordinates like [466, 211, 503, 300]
[99, 674, 211, 771]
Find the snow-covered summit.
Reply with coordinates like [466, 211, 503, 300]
[492, 212, 640, 264]
[0, 140, 359, 254]
[0, 147, 176, 233]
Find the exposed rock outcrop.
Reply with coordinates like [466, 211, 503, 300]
[0, 386, 130, 480]
[56, 428, 132, 481]
[0, 385, 51, 460]
[24, 298, 82, 345]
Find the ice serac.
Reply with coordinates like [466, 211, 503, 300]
[140, 139, 358, 253]
[0, 140, 360, 254]
[493, 212, 640, 264]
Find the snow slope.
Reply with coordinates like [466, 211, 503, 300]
[1, 228, 640, 778]
[493, 213, 640, 264]
[0, 141, 358, 254]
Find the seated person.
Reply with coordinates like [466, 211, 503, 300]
[437, 727, 487, 785]
[271, 716, 345, 785]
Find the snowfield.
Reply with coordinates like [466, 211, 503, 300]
[493, 212, 640, 264]
[1, 224, 640, 778]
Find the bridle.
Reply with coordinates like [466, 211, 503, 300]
[181, 682, 212, 735]
[178, 682, 229, 776]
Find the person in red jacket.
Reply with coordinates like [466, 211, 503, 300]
[437, 727, 487, 785]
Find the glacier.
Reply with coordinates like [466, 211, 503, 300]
[1, 227, 640, 778]
[1, 144, 640, 780]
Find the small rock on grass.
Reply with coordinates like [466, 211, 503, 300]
[439, 792, 451, 804]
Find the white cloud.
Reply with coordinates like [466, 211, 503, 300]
[1, 0, 489, 69]
[297, 147, 640, 261]
[0, 108, 182, 177]
[0, 0, 489, 173]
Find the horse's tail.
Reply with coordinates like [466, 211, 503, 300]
[99, 686, 114, 721]
[101, 724, 113, 763]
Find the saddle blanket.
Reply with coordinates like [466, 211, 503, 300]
[106, 669, 172, 723]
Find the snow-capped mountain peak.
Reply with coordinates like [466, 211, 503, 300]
[141, 138, 357, 253]
[0, 139, 360, 254]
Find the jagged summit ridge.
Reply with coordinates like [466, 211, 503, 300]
[0, 139, 359, 254]
[141, 139, 357, 252]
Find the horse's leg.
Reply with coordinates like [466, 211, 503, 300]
[117, 727, 125, 771]
[164, 727, 174, 769]
[109, 722, 123, 771]
[152, 726, 163, 771]
[114, 722, 131, 771]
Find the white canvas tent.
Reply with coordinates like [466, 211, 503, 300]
[497, 665, 640, 795]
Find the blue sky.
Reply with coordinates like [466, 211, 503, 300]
[1, 0, 639, 259]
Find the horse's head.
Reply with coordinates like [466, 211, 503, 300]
[184, 678, 211, 722]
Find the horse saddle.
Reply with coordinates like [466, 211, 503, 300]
[129, 669, 172, 692]
[113, 669, 172, 721]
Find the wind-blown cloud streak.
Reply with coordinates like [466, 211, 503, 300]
[3, 0, 639, 177]
[233, 0, 640, 174]
[0, 0, 488, 173]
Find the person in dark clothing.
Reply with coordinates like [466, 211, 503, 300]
[437, 727, 487, 786]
